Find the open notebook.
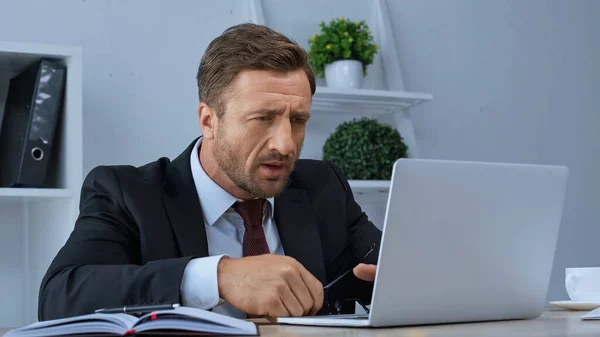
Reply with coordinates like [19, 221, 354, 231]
[4, 306, 257, 336]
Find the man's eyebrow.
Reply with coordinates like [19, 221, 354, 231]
[249, 108, 280, 116]
[292, 111, 311, 120]
[249, 109, 310, 119]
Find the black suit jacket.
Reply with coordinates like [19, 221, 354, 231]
[38, 138, 382, 321]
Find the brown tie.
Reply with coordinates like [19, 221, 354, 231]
[233, 199, 270, 256]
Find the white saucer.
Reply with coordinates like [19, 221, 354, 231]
[549, 300, 600, 311]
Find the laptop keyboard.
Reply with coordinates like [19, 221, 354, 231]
[315, 313, 369, 319]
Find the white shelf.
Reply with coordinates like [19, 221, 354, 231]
[312, 87, 433, 115]
[0, 188, 73, 199]
[349, 180, 390, 195]
[0, 41, 80, 76]
[0, 41, 82, 327]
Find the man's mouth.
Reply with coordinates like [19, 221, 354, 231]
[262, 161, 285, 168]
[260, 161, 287, 176]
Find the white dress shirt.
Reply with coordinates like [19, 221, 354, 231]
[179, 138, 285, 318]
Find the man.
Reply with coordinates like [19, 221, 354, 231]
[38, 23, 381, 321]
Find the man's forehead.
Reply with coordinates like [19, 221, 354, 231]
[230, 69, 310, 93]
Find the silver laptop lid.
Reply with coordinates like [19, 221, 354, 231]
[369, 159, 568, 327]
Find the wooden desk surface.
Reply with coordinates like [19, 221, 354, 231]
[2, 310, 600, 337]
[257, 310, 600, 337]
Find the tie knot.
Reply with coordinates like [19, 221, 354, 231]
[233, 198, 265, 228]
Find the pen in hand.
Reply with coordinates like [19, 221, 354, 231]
[323, 243, 376, 290]
[95, 303, 180, 314]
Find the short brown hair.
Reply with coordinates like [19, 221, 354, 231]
[196, 23, 316, 117]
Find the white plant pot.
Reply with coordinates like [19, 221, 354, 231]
[324, 60, 363, 89]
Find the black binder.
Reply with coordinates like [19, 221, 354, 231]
[0, 59, 66, 188]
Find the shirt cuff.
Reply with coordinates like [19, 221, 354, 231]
[180, 255, 227, 309]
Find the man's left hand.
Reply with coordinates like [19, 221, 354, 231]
[353, 263, 376, 282]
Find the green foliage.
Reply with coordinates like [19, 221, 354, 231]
[323, 118, 408, 180]
[308, 17, 379, 78]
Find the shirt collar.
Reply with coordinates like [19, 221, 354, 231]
[189, 137, 275, 226]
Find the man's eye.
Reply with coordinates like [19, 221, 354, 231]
[257, 116, 272, 121]
[293, 118, 308, 124]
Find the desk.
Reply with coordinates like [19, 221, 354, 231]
[257, 310, 599, 337]
[2, 310, 599, 337]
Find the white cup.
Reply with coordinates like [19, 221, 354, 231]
[565, 267, 600, 302]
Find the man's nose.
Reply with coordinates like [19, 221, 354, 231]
[269, 119, 296, 156]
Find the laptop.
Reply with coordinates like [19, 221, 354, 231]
[277, 158, 569, 327]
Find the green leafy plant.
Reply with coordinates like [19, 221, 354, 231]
[323, 118, 408, 180]
[308, 17, 379, 78]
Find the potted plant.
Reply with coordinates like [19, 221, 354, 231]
[323, 118, 408, 180]
[308, 17, 378, 89]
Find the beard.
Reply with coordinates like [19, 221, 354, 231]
[212, 131, 299, 198]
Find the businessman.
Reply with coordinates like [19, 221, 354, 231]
[39, 23, 381, 321]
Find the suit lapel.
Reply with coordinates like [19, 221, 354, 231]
[275, 187, 327, 284]
[162, 138, 209, 258]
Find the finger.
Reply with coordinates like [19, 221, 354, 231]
[283, 267, 314, 315]
[267, 295, 290, 318]
[297, 266, 324, 316]
[279, 283, 305, 317]
[285, 257, 323, 316]
[354, 263, 377, 281]
[353, 263, 377, 281]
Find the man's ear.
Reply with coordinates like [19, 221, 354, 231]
[198, 102, 217, 140]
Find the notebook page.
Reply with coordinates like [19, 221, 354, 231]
[135, 318, 257, 335]
[4, 313, 138, 337]
[135, 306, 256, 333]
[9, 313, 136, 332]
[6, 322, 125, 337]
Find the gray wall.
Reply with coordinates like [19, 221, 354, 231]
[388, 0, 600, 301]
[0, 0, 598, 302]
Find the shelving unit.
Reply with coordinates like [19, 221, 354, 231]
[0, 42, 82, 327]
[312, 86, 432, 114]
[247, 0, 433, 227]
[348, 180, 390, 195]
[0, 188, 73, 199]
[310, 87, 432, 199]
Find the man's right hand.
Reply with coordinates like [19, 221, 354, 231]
[217, 255, 324, 317]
